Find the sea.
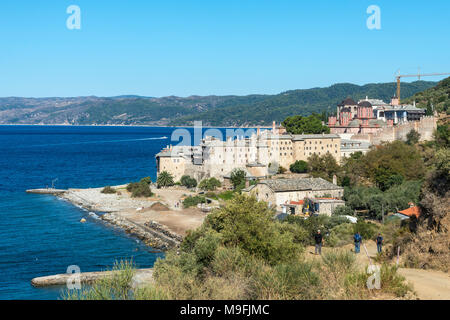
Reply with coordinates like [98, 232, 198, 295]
[0, 125, 254, 300]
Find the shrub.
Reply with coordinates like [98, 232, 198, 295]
[180, 175, 197, 188]
[277, 166, 287, 174]
[353, 220, 379, 240]
[139, 177, 152, 185]
[101, 186, 116, 194]
[333, 205, 354, 216]
[63, 260, 136, 300]
[198, 177, 221, 191]
[290, 160, 308, 173]
[127, 181, 153, 198]
[183, 195, 206, 208]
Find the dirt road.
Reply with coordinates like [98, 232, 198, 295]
[307, 241, 450, 300]
[398, 268, 450, 300]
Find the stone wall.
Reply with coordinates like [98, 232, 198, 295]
[349, 116, 437, 145]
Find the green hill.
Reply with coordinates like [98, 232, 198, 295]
[169, 81, 436, 126]
[0, 81, 436, 126]
[403, 77, 450, 115]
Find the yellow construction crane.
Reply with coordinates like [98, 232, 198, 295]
[396, 71, 450, 104]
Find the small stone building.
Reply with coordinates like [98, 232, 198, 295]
[244, 177, 344, 211]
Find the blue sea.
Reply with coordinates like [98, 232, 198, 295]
[0, 125, 244, 300]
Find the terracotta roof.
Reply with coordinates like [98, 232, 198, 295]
[398, 206, 421, 218]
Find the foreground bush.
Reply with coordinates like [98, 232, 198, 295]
[65, 195, 412, 300]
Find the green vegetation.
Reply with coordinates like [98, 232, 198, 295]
[180, 175, 197, 188]
[277, 166, 287, 174]
[198, 177, 221, 191]
[65, 195, 411, 300]
[217, 190, 235, 201]
[289, 160, 308, 173]
[406, 129, 421, 145]
[63, 260, 136, 300]
[168, 81, 435, 126]
[183, 195, 207, 208]
[101, 186, 116, 194]
[156, 171, 175, 188]
[282, 114, 330, 134]
[403, 76, 450, 114]
[230, 168, 246, 191]
[126, 178, 153, 198]
[307, 153, 340, 181]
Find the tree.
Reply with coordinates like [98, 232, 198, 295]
[180, 175, 197, 188]
[435, 124, 450, 148]
[364, 141, 425, 184]
[282, 114, 330, 135]
[230, 169, 246, 190]
[307, 153, 340, 181]
[406, 129, 421, 145]
[290, 160, 308, 173]
[157, 171, 175, 188]
[199, 177, 221, 191]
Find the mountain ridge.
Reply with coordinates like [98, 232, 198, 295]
[0, 81, 436, 126]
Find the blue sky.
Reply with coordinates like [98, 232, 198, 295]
[0, 0, 449, 97]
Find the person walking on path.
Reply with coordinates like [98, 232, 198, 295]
[314, 230, 323, 255]
[376, 233, 383, 253]
[354, 232, 362, 253]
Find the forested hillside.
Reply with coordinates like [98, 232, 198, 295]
[0, 81, 435, 126]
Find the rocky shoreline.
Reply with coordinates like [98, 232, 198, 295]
[101, 212, 181, 250]
[58, 189, 183, 251]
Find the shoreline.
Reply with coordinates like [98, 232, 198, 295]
[58, 188, 184, 251]
[0, 123, 271, 129]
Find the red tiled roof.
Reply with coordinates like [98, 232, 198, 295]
[398, 206, 421, 218]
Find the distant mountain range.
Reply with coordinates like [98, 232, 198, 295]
[0, 81, 437, 126]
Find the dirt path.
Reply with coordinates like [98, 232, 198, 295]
[398, 268, 450, 300]
[307, 241, 450, 300]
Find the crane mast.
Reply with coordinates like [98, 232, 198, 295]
[395, 72, 450, 104]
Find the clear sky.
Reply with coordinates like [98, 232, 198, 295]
[0, 0, 449, 97]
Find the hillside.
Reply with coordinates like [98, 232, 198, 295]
[403, 76, 450, 115]
[0, 81, 435, 126]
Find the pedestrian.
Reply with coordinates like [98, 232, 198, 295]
[314, 229, 323, 255]
[354, 232, 362, 253]
[376, 233, 383, 253]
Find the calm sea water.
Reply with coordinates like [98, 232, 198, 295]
[0, 125, 237, 300]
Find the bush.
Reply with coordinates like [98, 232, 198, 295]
[183, 195, 206, 208]
[127, 181, 153, 198]
[63, 260, 136, 300]
[277, 166, 287, 174]
[353, 220, 379, 240]
[198, 178, 221, 191]
[333, 205, 354, 216]
[290, 160, 308, 173]
[101, 186, 116, 194]
[140, 177, 152, 185]
[180, 175, 197, 188]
